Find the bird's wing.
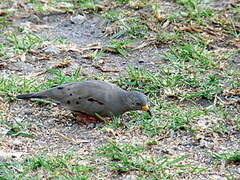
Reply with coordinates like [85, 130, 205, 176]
[43, 80, 121, 115]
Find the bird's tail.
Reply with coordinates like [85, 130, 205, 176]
[16, 93, 47, 99]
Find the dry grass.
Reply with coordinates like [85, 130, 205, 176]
[0, 0, 240, 179]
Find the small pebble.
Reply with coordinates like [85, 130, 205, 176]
[70, 15, 86, 24]
[43, 45, 60, 55]
[13, 139, 22, 146]
[28, 14, 41, 24]
[87, 123, 96, 129]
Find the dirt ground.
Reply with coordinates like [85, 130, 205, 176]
[0, 0, 240, 179]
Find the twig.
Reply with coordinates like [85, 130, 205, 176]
[52, 129, 76, 143]
[93, 64, 120, 72]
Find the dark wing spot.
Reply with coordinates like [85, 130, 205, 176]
[76, 101, 79, 104]
[67, 100, 71, 104]
[78, 97, 81, 99]
[87, 97, 104, 105]
[57, 87, 64, 90]
[70, 93, 72, 96]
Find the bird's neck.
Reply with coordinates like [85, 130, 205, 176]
[118, 90, 132, 110]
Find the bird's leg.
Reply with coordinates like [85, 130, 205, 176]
[74, 113, 99, 124]
[73, 112, 111, 124]
[95, 113, 112, 122]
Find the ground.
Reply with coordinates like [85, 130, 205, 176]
[0, 0, 240, 179]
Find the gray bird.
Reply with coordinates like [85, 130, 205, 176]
[16, 80, 151, 117]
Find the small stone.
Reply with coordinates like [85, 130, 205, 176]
[211, 175, 226, 180]
[23, 109, 33, 115]
[10, 62, 37, 72]
[70, 15, 86, 24]
[28, 14, 41, 24]
[0, 127, 8, 135]
[0, 151, 23, 159]
[13, 139, 22, 146]
[199, 139, 208, 148]
[87, 123, 95, 129]
[43, 45, 60, 55]
[63, 23, 71, 27]
[15, 117, 23, 123]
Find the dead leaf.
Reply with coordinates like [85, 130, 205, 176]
[59, 44, 83, 54]
[95, 4, 108, 10]
[50, 57, 71, 69]
[129, 1, 145, 9]
[102, 47, 117, 53]
[31, 24, 50, 29]
[35, 54, 52, 61]
[54, 2, 74, 8]
[132, 42, 149, 50]
[87, 42, 101, 47]
[155, 13, 166, 23]
[223, 89, 240, 96]
[146, 23, 159, 33]
[19, 53, 26, 62]
[104, 128, 119, 136]
[52, 129, 76, 143]
[178, 26, 203, 33]
[36, 57, 71, 75]
[82, 50, 98, 59]
[229, 38, 240, 48]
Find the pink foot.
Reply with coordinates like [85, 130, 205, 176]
[73, 113, 112, 124]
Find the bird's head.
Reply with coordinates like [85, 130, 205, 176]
[125, 91, 151, 115]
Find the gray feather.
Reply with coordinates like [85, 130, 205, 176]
[16, 80, 149, 116]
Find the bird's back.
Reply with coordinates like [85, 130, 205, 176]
[40, 80, 126, 115]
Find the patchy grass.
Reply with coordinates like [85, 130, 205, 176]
[0, 0, 239, 179]
[6, 32, 43, 54]
[0, 153, 94, 179]
[0, 117, 35, 138]
[97, 141, 206, 179]
[210, 151, 240, 165]
[0, 69, 83, 100]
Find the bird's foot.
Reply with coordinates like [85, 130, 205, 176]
[73, 113, 111, 124]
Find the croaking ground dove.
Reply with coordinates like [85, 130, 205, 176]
[16, 80, 151, 121]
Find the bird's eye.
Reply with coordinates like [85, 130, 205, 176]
[136, 102, 141, 106]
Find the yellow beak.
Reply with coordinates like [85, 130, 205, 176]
[142, 105, 149, 111]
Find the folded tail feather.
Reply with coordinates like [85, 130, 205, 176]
[16, 93, 47, 99]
